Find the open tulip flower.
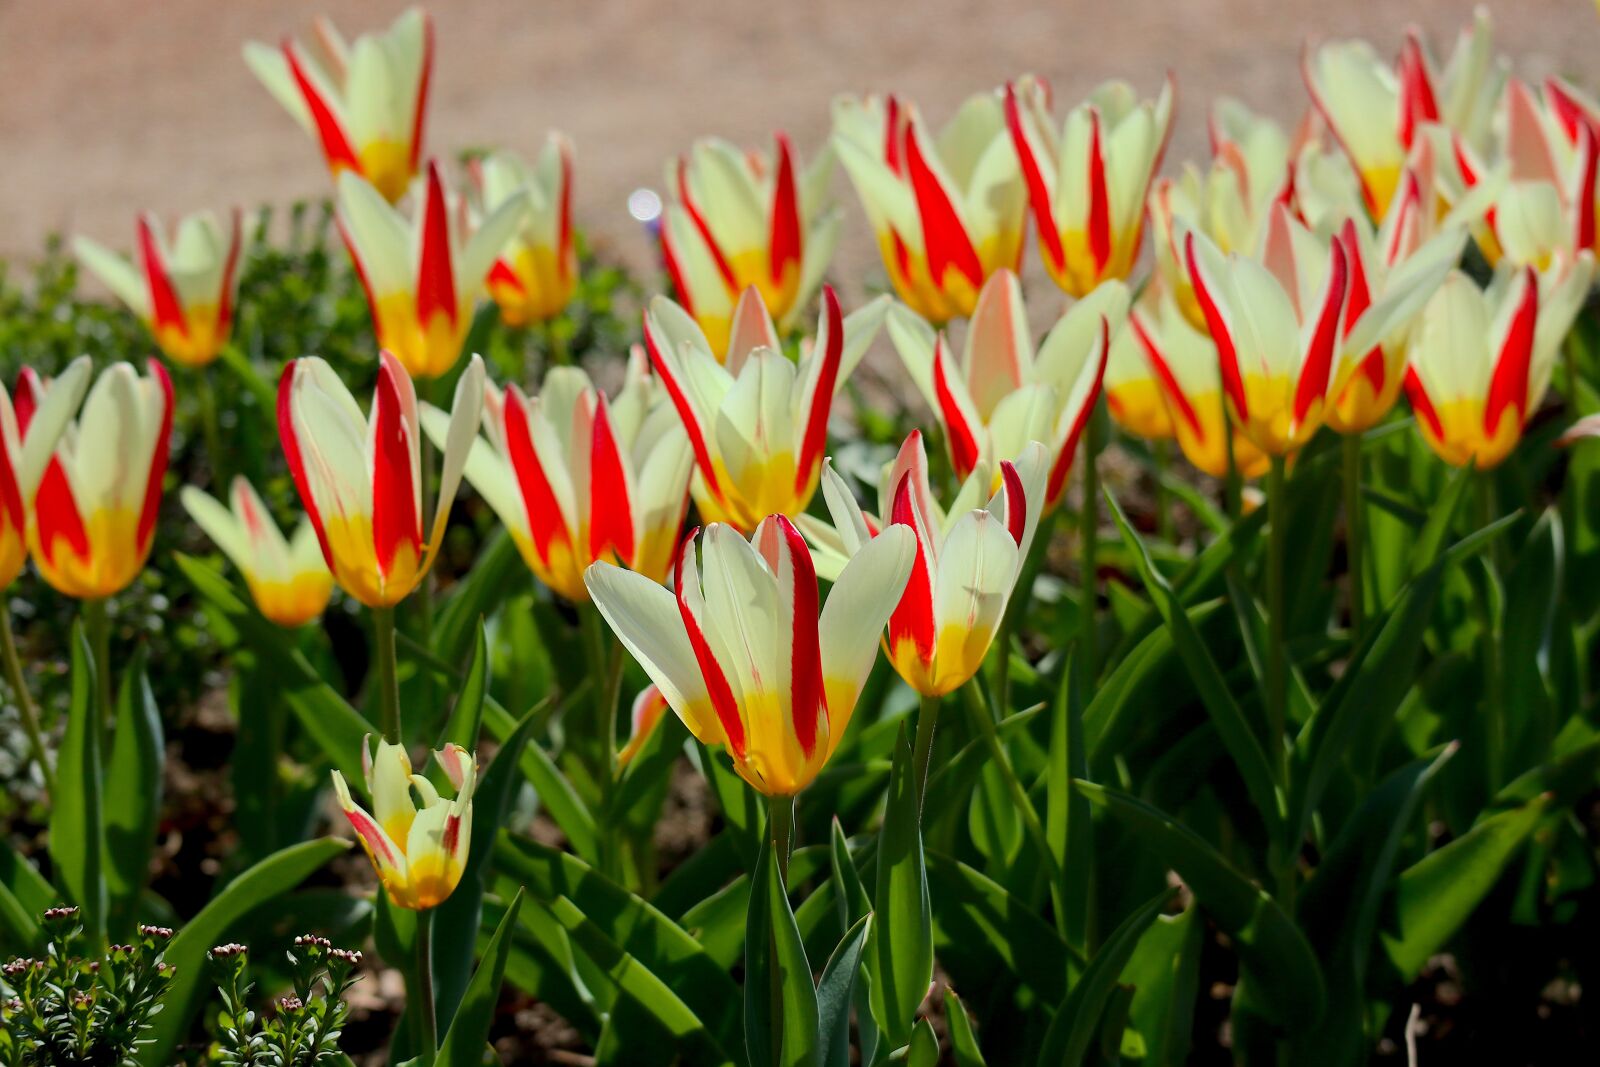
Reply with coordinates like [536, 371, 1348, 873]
[338, 161, 529, 379]
[1007, 73, 1175, 298]
[833, 88, 1026, 324]
[662, 133, 839, 356]
[805, 433, 1047, 698]
[22, 360, 173, 600]
[585, 516, 915, 796]
[332, 740, 476, 910]
[1303, 10, 1504, 219]
[1110, 287, 1270, 480]
[278, 351, 484, 608]
[475, 137, 578, 327]
[643, 285, 887, 532]
[888, 269, 1125, 505]
[74, 211, 244, 369]
[419, 351, 694, 602]
[0, 358, 92, 590]
[245, 7, 433, 204]
[1405, 257, 1594, 469]
[181, 477, 333, 628]
[1183, 202, 1352, 456]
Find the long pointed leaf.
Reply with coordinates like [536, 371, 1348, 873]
[48, 623, 104, 946]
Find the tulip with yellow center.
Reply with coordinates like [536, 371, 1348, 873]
[0, 359, 92, 590]
[474, 137, 578, 327]
[181, 477, 334, 628]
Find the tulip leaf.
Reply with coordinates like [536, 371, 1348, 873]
[906, 1017, 941, 1067]
[817, 913, 872, 1067]
[745, 836, 820, 1067]
[1405, 465, 1473, 578]
[433, 888, 525, 1067]
[926, 850, 1075, 1006]
[1037, 889, 1173, 1067]
[103, 648, 163, 941]
[1381, 792, 1551, 979]
[48, 623, 105, 946]
[483, 695, 599, 864]
[1500, 508, 1563, 762]
[1105, 491, 1282, 837]
[143, 838, 350, 1065]
[868, 722, 932, 1046]
[829, 820, 879, 1066]
[943, 988, 988, 1067]
[1076, 781, 1324, 1028]
[1118, 902, 1204, 1067]
[0, 838, 55, 953]
[433, 527, 526, 667]
[434, 622, 489, 755]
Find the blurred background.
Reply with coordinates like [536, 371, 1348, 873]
[4, 0, 1593, 280]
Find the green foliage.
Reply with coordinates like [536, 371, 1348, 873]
[207, 936, 360, 1066]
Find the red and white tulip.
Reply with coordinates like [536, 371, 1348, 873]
[181, 476, 333, 628]
[474, 137, 578, 327]
[0, 359, 92, 590]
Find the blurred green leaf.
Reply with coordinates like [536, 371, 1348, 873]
[48, 623, 105, 946]
[1118, 903, 1203, 1067]
[943, 988, 988, 1067]
[104, 648, 163, 940]
[817, 913, 871, 1067]
[868, 722, 932, 1046]
[746, 837, 819, 1067]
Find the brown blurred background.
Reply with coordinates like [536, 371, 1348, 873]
[1, 0, 1593, 278]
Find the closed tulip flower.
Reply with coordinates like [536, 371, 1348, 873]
[888, 269, 1125, 505]
[181, 477, 334, 628]
[332, 740, 476, 910]
[833, 88, 1026, 324]
[338, 162, 529, 380]
[643, 285, 886, 532]
[23, 361, 173, 600]
[75, 211, 244, 369]
[420, 351, 694, 602]
[475, 137, 578, 327]
[1405, 258, 1594, 469]
[277, 351, 484, 608]
[585, 516, 915, 796]
[0, 358, 92, 590]
[662, 133, 839, 356]
[1008, 73, 1175, 298]
[245, 7, 434, 203]
[804, 432, 1047, 697]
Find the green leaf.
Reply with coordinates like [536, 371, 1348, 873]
[434, 528, 526, 667]
[1037, 890, 1172, 1067]
[745, 836, 820, 1067]
[48, 623, 105, 946]
[1104, 491, 1282, 835]
[434, 888, 525, 1067]
[0, 838, 54, 953]
[1076, 781, 1324, 1028]
[1381, 793, 1551, 979]
[1500, 508, 1563, 763]
[1405, 465, 1472, 578]
[817, 914, 872, 1067]
[435, 623, 490, 754]
[142, 838, 349, 1065]
[926, 850, 1075, 1006]
[827, 820, 879, 1067]
[906, 1018, 940, 1067]
[483, 696, 598, 864]
[868, 722, 932, 1046]
[1118, 903, 1203, 1067]
[943, 988, 988, 1067]
[103, 649, 163, 941]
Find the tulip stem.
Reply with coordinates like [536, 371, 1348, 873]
[768, 794, 796, 883]
[194, 366, 226, 490]
[1079, 413, 1102, 690]
[372, 607, 402, 744]
[1264, 455, 1289, 792]
[0, 606, 53, 794]
[1154, 440, 1174, 543]
[415, 907, 438, 1052]
[1480, 476, 1506, 793]
[82, 598, 114, 737]
[1342, 434, 1365, 642]
[911, 693, 941, 815]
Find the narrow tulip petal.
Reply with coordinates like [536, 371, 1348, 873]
[816, 524, 915, 751]
[667, 537, 745, 752]
[181, 487, 252, 575]
[1484, 268, 1538, 438]
[414, 161, 458, 333]
[1006, 82, 1065, 271]
[587, 394, 636, 564]
[283, 40, 361, 172]
[933, 510, 1022, 686]
[1185, 230, 1249, 418]
[371, 357, 421, 577]
[793, 287, 845, 492]
[430, 354, 485, 550]
[15, 357, 90, 498]
[933, 336, 983, 479]
[756, 516, 824, 760]
[888, 472, 938, 667]
[768, 133, 803, 289]
[726, 287, 782, 373]
[73, 238, 151, 318]
[904, 114, 984, 292]
[331, 772, 407, 882]
[1289, 240, 1349, 429]
[963, 270, 1031, 418]
[136, 216, 187, 339]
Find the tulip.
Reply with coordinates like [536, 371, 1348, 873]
[585, 516, 915, 796]
[420, 350, 693, 602]
[661, 133, 839, 356]
[1007, 73, 1175, 298]
[1183, 202, 1351, 456]
[888, 269, 1125, 504]
[1303, 11, 1504, 218]
[181, 477, 334, 627]
[833, 88, 1026, 323]
[1405, 258, 1594, 469]
[1110, 288, 1270, 480]
[332, 740, 476, 910]
[804, 433, 1046, 697]
[245, 7, 434, 203]
[618, 686, 669, 767]
[277, 351, 484, 608]
[74, 211, 244, 369]
[474, 137, 578, 327]
[22, 361, 173, 600]
[643, 285, 886, 532]
[0, 359, 91, 591]
[338, 162, 529, 379]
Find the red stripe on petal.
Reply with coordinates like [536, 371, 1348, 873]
[778, 516, 823, 758]
[137, 216, 187, 337]
[502, 391, 571, 566]
[794, 287, 844, 492]
[643, 314, 721, 498]
[1130, 310, 1203, 439]
[371, 359, 421, 576]
[1046, 317, 1110, 502]
[1292, 240, 1349, 426]
[215, 209, 244, 338]
[1006, 83, 1064, 272]
[1546, 78, 1597, 142]
[1185, 232, 1249, 419]
[283, 40, 361, 172]
[337, 215, 382, 330]
[1485, 268, 1539, 438]
[933, 336, 981, 480]
[488, 258, 525, 295]
[673, 532, 746, 756]
[588, 395, 636, 565]
[1397, 32, 1441, 150]
[1574, 125, 1598, 254]
[768, 133, 802, 288]
[904, 118, 984, 291]
[1404, 366, 1444, 440]
[343, 806, 400, 868]
[999, 460, 1026, 546]
[0, 419, 22, 535]
[415, 161, 458, 330]
[888, 473, 936, 663]
[34, 459, 87, 568]
[678, 158, 738, 292]
[278, 363, 333, 567]
[408, 13, 434, 170]
[13, 370, 40, 437]
[1087, 110, 1112, 272]
[884, 96, 904, 175]
[659, 227, 695, 318]
[557, 140, 575, 278]
[135, 361, 173, 555]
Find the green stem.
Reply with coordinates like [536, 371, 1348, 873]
[194, 367, 226, 490]
[82, 598, 114, 738]
[1079, 415, 1102, 690]
[372, 607, 401, 744]
[1223, 408, 1243, 521]
[911, 693, 941, 815]
[1480, 477, 1506, 792]
[1265, 456, 1288, 791]
[583, 606, 626, 878]
[992, 508, 1056, 716]
[1342, 434, 1366, 643]
[540, 317, 570, 368]
[1154, 440, 1174, 543]
[416, 907, 438, 1053]
[768, 794, 796, 883]
[0, 606, 53, 793]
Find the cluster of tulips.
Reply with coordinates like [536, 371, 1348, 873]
[5, 4, 1600, 1064]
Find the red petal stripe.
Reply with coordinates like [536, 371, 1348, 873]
[768, 133, 802, 288]
[1404, 366, 1445, 439]
[338, 215, 382, 331]
[1396, 32, 1441, 150]
[887, 473, 936, 663]
[415, 161, 458, 330]
[557, 140, 575, 279]
[659, 227, 695, 318]
[1046, 317, 1110, 502]
[277, 363, 333, 568]
[343, 806, 399, 868]
[371, 359, 420, 576]
[282, 40, 361, 173]
[1087, 110, 1112, 272]
[1546, 78, 1597, 143]
[587, 395, 636, 565]
[1337, 221, 1385, 394]
[137, 217, 187, 338]
[487, 258, 525, 295]
[794, 287, 844, 493]
[502, 391, 571, 566]
[135, 361, 173, 555]
[673, 532, 746, 756]
[1574, 125, 1598, 254]
[1129, 311, 1203, 439]
[1006, 84, 1064, 272]
[1484, 268, 1539, 438]
[13, 370, 39, 435]
[1291, 241, 1350, 426]
[933, 336, 981, 479]
[643, 315, 722, 499]
[34, 459, 87, 568]
[1184, 233, 1249, 419]
[408, 13, 434, 170]
[677, 157, 738, 292]
[216, 209, 244, 338]
[904, 117, 984, 291]
[884, 96, 904, 176]
[999, 460, 1026, 546]
[0, 408, 22, 534]
[778, 516, 823, 758]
